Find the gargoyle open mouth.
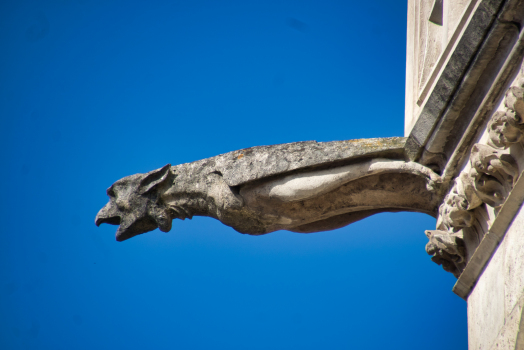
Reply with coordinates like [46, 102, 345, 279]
[95, 201, 122, 227]
[95, 208, 156, 242]
[95, 215, 121, 226]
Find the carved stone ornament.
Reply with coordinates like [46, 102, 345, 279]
[487, 110, 524, 149]
[96, 138, 443, 241]
[437, 184, 473, 232]
[469, 144, 518, 207]
[425, 230, 466, 278]
[426, 79, 524, 277]
[487, 80, 524, 149]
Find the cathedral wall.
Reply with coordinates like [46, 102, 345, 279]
[468, 204, 524, 349]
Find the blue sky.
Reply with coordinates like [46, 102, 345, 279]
[1, 1, 467, 349]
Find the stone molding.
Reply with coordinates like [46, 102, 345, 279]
[406, 0, 524, 165]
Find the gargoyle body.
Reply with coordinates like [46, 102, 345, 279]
[96, 137, 442, 241]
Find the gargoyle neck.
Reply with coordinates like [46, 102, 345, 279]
[163, 195, 212, 220]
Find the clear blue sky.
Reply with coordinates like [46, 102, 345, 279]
[0, 1, 467, 349]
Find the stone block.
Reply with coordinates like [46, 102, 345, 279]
[504, 205, 524, 316]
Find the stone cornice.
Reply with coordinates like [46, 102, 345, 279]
[405, 0, 524, 166]
[442, 28, 524, 183]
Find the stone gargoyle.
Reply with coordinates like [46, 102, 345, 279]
[96, 137, 442, 241]
[469, 143, 519, 207]
[425, 230, 466, 278]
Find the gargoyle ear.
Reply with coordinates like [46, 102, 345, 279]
[425, 230, 435, 239]
[139, 164, 172, 195]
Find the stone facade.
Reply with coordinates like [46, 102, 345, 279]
[406, 1, 524, 349]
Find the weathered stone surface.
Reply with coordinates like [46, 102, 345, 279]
[437, 177, 478, 232]
[425, 229, 466, 278]
[470, 144, 519, 208]
[405, 0, 476, 135]
[406, 0, 524, 168]
[488, 111, 524, 150]
[516, 305, 524, 350]
[427, 72, 524, 282]
[488, 82, 524, 153]
[421, 21, 519, 163]
[406, 0, 508, 160]
[467, 237, 505, 350]
[441, 28, 524, 182]
[453, 167, 524, 300]
[465, 202, 524, 349]
[504, 203, 524, 318]
[489, 296, 523, 350]
[213, 137, 407, 187]
[95, 137, 442, 241]
[463, 160, 524, 349]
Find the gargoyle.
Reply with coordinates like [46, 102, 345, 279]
[425, 230, 466, 278]
[488, 82, 524, 149]
[471, 144, 519, 182]
[96, 137, 442, 241]
[488, 111, 524, 149]
[504, 84, 524, 122]
[469, 143, 519, 207]
[95, 164, 179, 241]
[437, 189, 473, 232]
[436, 173, 482, 232]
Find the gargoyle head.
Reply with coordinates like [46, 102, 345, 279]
[437, 188, 473, 231]
[488, 111, 524, 148]
[425, 230, 466, 278]
[95, 164, 174, 241]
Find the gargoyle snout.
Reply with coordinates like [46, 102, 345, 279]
[95, 202, 121, 227]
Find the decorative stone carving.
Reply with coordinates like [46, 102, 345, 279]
[430, 144, 519, 275]
[436, 172, 481, 232]
[488, 82, 524, 149]
[504, 82, 524, 120]
[425, 230, 466, 278]
[427, 80, 524, 277]
[96, 138, 442, 241]
[437, 184, 474, 232]
[469, 144, 518, 208]
[471, 144, 519, 182]
[487, 110, 524, 149]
